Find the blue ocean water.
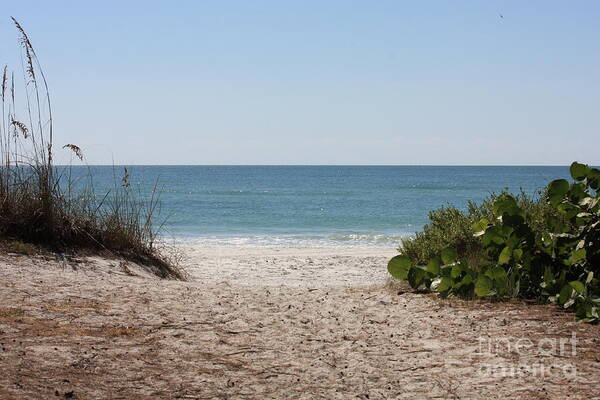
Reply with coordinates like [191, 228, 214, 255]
[63, 166, 572, 247]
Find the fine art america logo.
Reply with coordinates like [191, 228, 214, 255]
[474, 333, 578, 378]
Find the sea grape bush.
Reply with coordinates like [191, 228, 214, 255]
[388, 162, 600, 322]
[398, 190, 559, 271]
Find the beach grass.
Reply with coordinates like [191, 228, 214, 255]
[0, 18, 183, 279]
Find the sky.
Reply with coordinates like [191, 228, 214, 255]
[0, 1, 599, 165]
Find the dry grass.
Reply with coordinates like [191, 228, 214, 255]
[0, 18, 183, 279]
[1, 239, 36, 255]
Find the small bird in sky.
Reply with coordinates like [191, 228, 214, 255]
[499, 13, 504, 19]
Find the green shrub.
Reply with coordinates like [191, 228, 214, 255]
[389, 162, 600, 323]
[400, 190, 559, 272]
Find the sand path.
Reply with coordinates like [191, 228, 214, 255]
[180, 245, 396, 286]
[0, 248, 599, 399]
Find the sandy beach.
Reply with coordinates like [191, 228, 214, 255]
[1, 246, 599, 399]
[179, 245, 398, 286]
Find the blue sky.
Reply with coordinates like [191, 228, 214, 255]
[1, 1, 599, 165]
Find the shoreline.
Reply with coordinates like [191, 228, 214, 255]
[163, 234, 408, 248]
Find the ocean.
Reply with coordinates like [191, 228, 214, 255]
[63, 166, 572, 247]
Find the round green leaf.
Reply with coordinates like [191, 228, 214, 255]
[451, 264, 463, 279]
[567, 248, 586, 265]
[475, 276, 493, 297]
[426, 257, 441, 275]
[512, 248, 523, 262]
[558, 285, 574, 306]
[454, 273, 474, 290]
[498, 246, 512, 265]
[460, 274, 473, 286]
[487, 266, 508, 281]
[472, 219, 489, 236]
[570, 162, 590, 181]
[547, 179, 569, 206]
[587, 169, 600, 190]
[493, 195, 522, 216]
[431, 277, 452, 292]
[441, 248, 458, 265]
[569, 280, 585, 295]
[387, 255, 412, 280]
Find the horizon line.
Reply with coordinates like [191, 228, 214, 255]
[53, 164, 583, 167]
